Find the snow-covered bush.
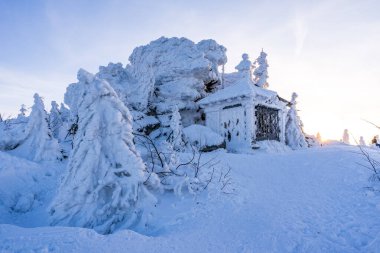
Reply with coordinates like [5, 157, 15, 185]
[50, 70, 156, 234]
[183, 124, 225, 152]
[169, 106, 185, 151]
[285, 92, 308, 149]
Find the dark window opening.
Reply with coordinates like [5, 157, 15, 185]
[255, 105, 280, 141]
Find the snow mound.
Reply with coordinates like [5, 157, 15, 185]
[0, 151, 56, 216]
[183, 124, 225, 152]
[257, 140, 292, 153]
[0, 118, 28, 151]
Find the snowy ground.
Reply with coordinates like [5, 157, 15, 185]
[1, 145, 380, 253]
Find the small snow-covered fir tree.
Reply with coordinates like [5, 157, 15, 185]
[285, 92, 308, 149]
[359, 136, 366, 146]
[50, 69, 156, 234]
[49, 101, 63, 139]
[169, 106, 184, 151]
[19, 104, 27, 117]
[253, 50, 269, 88]
[16, 94, 62, 161]
[316, 132, 322, 143]
[16, 104, 28, 123]
[342, 129, 350, 144]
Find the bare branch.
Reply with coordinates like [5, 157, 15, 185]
[133, 132, 164, 168]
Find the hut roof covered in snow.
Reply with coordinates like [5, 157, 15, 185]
[198, 77, 278, 106]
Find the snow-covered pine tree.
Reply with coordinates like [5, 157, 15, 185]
[19, 104, 27, 117]
[285, 92, 308, 149]
[16, 104, 28, 122]
[59, 103, 70, 123]
[50, 69, 156, 234]
[253, 50, 269, 88]
[15, 94, 62, 161]
[169, 106, 184, 151]
[49, 101, 63, 139]
[359, 136, 366, 146]
[58, 103, 72, 143]
[342, 129, 350, 144]
[316, 132, 322, 143]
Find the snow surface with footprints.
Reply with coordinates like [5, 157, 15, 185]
[1, 144, 380, 253]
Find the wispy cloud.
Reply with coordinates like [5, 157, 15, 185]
[292, 14, 308, 57]
[0, 66, 73, 115]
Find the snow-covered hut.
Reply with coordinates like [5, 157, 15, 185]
[198, 53, 288, 151]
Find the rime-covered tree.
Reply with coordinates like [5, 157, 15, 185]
[49, 101, 63, 139]
[359, 136, 366, 146]
[16, 104, 28, 123]
[19, 104, 27, 117]
[59, 103, 70, 123]
[58, 103, 72, 142]
[316, 132, 322, 143]
[253, 50, 269, 88]
[342, 129, 350, 144]
[285, 92, 308, 149]
[169, 106, 184, 151]
[235, 53, 253, 81]
[50, 69, 156, 234]
[15, 94, 61, 161]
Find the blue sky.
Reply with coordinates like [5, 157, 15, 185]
[1, 0, 379, 142]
